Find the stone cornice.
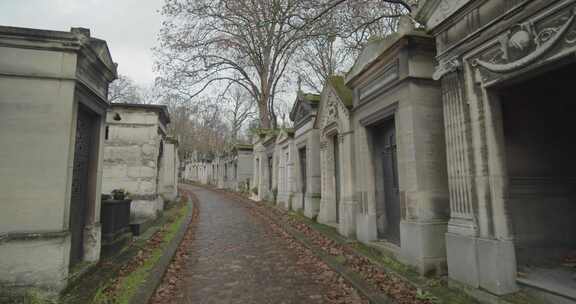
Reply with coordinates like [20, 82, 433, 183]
[0, 26, 117, 80]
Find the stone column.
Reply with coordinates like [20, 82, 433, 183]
[305, 130, 321, 219]
[338, 132, 357, 238]
[442, 66, 517, 295]
[318, 140, 335, 225]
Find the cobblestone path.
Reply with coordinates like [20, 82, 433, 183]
[177, 185, 337, 304]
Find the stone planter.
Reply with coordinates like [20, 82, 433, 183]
[100, 198, 132, 257]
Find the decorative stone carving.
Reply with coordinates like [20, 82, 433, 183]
[472, 8, 576, 74]
[428, 0, 471, 29]
[433, 57, 462, 80]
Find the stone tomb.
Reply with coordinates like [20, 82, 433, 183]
[220, 144, 254, 192]
[102, 103, 170, 221]
[276, 129, 296, 210]
[252, 130, 279, 202]
[346, 27, 449, 275]
[417, 0, 576, 299]
[316, 76, 356, 238]
[290, 92, 322, 218]
[0, 26, 117, 292]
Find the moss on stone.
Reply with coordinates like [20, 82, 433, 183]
[328, 76, 353, 107]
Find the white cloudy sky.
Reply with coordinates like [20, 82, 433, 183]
[0, 0, 164, 86]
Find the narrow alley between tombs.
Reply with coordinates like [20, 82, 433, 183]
[165, 184, 366, 304]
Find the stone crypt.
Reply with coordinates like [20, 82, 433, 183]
[276, 128, 296, 210]
[0, 26, 117, 293]
[252, 130, 278, 202]
[417, 0, 576, 301]
[290, 91, 322, 219]
[102, 103, 171, 221]
[346, 22, 450, 276]
[315, 76, 356, 238]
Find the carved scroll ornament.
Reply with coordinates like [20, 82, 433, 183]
[433, 57, 461, 80]
[472, 8, 576, 73]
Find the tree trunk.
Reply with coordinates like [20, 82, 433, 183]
[258, 99, 271, 129]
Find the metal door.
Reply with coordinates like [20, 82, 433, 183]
[69, 105, 95, 266]
[299, 147, 307, 209]
[268, 156, 273, 191]
[333, 136, 340, 223]
[381, 122, 400, 244]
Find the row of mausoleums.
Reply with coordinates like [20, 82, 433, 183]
[190, 1, 576, 300]
[0, 26, 180, 296]
[183, 145, 254, 192]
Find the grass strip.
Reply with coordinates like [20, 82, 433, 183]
[91, 201, 189, 304]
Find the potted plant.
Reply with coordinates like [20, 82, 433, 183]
[111, 189, 126, 200]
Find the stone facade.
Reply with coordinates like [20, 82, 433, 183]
[346, 26, 449, 275]
[416, 0, 576, 299]
[315, 76, 356, 238]
[276, 129, 296, 210]
[0, 26, 117, 292]
[159, 137, 179, 201]
[218, 144, 254, 192]
[252, 130, 279, 202]
[102, 104, 170, 220]
[290, 92, 322, 218]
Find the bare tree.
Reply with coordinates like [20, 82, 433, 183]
[222, 86, 256, 144]
[294, 35, 349, 93]
[155, 0, 415, 129]
[156, 0, 320, 129]
[108, 74, 143, 104]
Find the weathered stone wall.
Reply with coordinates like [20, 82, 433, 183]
[293, 124, 321, 218]
[159, 139, 179, 201]
[277, 131, 296, 210]
[0, 26, 116, 293]
[102, 107, 164, 219]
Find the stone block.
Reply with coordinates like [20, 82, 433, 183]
[130, 199, 161, 220]
[138, 180, 156, 194]
[303, 194, 320, 219]
[140, 166, 156, 178]
[141, 143, 156, 157]
[127, 166, 141, 178]
[0, 235, 70, 292]
[446, 232, 480, 288]
[338, 200, 357, 239]
[400, 220, 447, 275]
[477, 238, 518, 295]
[83, 224, 101, 262]
[356, 213, 378, 243]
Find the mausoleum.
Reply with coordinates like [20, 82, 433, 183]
[289, 92, 322, 218]
[0, 26, 117, 292]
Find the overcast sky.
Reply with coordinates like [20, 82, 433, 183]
[0, 0, 164, 86]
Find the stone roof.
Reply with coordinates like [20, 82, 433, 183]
[110, 103, 171, 125]
[328, 76, 353, 107]
[0, 26, 118, 78]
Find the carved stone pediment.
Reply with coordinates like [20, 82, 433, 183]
[319, 89, 350, 134]
[294, 101, 311, 124]
[471, 6, 576, 82]
[417, 0, 472, 30]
